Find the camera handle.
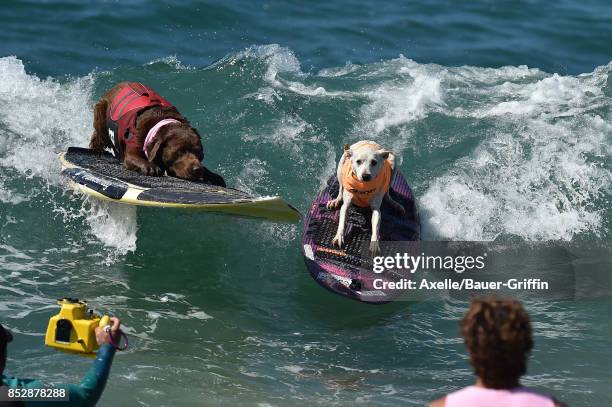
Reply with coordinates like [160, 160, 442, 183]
[100, 316, 129, 351]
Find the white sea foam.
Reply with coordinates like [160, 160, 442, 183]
[145, 308, 213, 322]
[239, 44, 355, 99]
[483, 73, 604, 117]
[145, 55, 192, 70]
[362, 75, 443, 134]
[283, 81, 353, 98]
[84, 200, 138, 259]
[317, 63, 359, 78]
[278, 365, 305, 374]
[187, 310, 213, 320]
[420, 64, 611, 240]
[0, 179, 28, 204]
[0, 56, 139, 255]
[234, 158, 270, 196]
[236, 44, 301, 85]
[240, 115, 324, 169]
[242, 87, 281, 104]
[257, 223, 298, 248]
[0, 56, 92, 181]
[354, 57, 445, 137]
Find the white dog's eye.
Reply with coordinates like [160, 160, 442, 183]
[371, 160, 377, 166]
[356, 160, 363, 165]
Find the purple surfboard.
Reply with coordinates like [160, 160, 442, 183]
[302, 172, 420, 303]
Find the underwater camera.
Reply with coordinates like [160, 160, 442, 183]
[45, 298, 111, 357]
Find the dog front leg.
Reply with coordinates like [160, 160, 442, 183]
[370, 207, 381, 253]
[327, 151, 346, 209]
[332, 196, 351, 248]
[369, 195, 384, 253]
[124, 153, 163, 176]
[327, 183, 344, 209]
[89, 99, 110, 151]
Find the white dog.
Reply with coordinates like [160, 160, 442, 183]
[327, 140, 405, 253]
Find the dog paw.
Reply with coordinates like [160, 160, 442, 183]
[326, 198, 342, 209]
[369, 240, 380, 254]
[332, 233, 344, 248]
[141, 163, 163, 177]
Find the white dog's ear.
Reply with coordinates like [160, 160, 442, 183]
[344, 144, 353, 158]
[378, 149, 391, 160]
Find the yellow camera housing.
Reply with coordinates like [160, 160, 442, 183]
[45, 298, 109, 357]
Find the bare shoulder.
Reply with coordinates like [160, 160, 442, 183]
[428, 396, 446, 407]
[554, 401, 569, 407]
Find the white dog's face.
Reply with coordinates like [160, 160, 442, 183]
[347, 147, 390, 182]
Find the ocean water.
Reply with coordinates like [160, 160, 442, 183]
[0, 1, 611, 406]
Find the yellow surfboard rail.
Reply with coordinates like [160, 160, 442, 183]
[59, 152, 301, 223]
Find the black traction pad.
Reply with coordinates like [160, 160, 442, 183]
[62, 147, 252, 204]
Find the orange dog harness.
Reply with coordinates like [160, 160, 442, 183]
[341, 147, 392, 207]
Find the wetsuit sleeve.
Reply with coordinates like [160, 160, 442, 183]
[16, 344, 116, 407]
[3, 344, 115, 407]
[56, 344, 116, 407]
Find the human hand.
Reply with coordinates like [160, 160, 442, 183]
[95, 317, 120, 347]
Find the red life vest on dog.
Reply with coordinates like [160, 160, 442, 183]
[106, 82, 174, 158]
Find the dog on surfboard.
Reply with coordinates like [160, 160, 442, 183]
[89, 81, 225, 186]
[327, 141, 405, 253]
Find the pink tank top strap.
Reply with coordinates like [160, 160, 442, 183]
[445, 386, 555, 407]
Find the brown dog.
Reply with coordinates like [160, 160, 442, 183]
[89, 82, 225, 186]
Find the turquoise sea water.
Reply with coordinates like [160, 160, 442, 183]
[0, 1, 611, 406]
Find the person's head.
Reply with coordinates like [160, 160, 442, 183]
[0, 324, 13, 376]
[460, 297, 533, 389]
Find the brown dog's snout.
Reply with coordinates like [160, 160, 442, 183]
[191, 165, 204, 178]
[168, 153, 202, 180]
[166, 152, 225, 187]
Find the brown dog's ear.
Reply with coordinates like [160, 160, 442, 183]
[147, 134, 167, 162]
[192, 128, 205, 161]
